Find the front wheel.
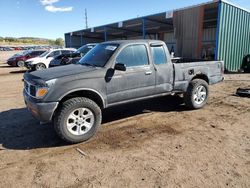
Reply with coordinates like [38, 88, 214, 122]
[184, 79, 209, 109]
[17, 61, 24, 67]
[53, 97, 102, 144]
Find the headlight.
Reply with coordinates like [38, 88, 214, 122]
[35, 79, 57, 99]
[36, 87, 49, 98]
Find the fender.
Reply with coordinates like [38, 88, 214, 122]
[58, 88, 106, 108]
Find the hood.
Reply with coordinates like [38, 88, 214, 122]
[28, 64, 99, 81]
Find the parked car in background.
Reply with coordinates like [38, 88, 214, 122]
[49, 44, 97, 67]
[2, 47, 14, 51]
[7, 50, 46, 67]
[25, 48, 76, 71]
[241, 54, 250, 73]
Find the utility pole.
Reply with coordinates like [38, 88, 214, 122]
[85, 9, 88, 29]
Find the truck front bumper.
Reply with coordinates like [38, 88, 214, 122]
[23, 91, 59, 122]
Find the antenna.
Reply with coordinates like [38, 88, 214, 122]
[85, 8, 88, 29]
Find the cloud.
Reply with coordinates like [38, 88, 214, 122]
[40, 0, 73, 13]
[40, 0, 59, 5]
[45, 5, 73, 12]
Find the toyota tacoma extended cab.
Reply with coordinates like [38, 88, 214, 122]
[23, 40, 224, 143]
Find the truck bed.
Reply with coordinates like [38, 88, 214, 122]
[173, 60, 224, 92]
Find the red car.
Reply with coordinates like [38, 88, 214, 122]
[7, 50, 46, 67]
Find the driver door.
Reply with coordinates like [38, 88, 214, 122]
[106, 44, 156, 104]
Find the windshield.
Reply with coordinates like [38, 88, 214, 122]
[78, 44, 119, 67]
[13, 50, 30, 57]
[76, 44, 96, 55]
[39, 50, 50, 57]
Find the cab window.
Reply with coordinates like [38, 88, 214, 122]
[151, 46, 167, 65]
[116, 44, 149, 67]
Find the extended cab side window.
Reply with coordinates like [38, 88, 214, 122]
[151, 46, 167, 65]
[116, 44, 149, 67]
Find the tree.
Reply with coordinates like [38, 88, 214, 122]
[5, 37, 16, 42]
[54, 38, 64, 46]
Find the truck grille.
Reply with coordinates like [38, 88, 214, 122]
[24, 80, 36, 97]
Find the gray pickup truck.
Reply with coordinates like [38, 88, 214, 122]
[23, 40, 224, 143]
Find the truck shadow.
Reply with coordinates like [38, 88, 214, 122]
[0, 95, 186, 150]
[102, 95, 185, 123]
[0, 108, 64, 150]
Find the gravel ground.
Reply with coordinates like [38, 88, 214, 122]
[0, 51, 249, 188]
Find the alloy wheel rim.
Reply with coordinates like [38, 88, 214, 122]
[193, 85, 207, 105]
[17, 61, 24, 67]
[36, 64, 45, 70]
[66, 108, 95, 136]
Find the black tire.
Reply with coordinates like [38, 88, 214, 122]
[17, 61, 24, 67]
[236, 88, 250, 98]
[53, 97, 102, 144]
[35, 63, 46, 70]
[184, 79, 209, 109]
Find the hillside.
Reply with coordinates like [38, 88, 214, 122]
[0, 37, 64, 46]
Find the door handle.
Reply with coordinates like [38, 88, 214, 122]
[145, 71, 152, 75]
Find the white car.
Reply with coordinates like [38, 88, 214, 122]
[25, 48, 76, 70]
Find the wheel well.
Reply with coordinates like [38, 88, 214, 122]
[59, 90, 104, 109]
[192, 74, 209, 84]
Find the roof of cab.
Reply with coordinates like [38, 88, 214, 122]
[102, 39, 164, 45]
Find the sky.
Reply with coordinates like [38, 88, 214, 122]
[0, 0, 249, 39]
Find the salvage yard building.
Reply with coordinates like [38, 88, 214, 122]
[65, 0, 250, 71]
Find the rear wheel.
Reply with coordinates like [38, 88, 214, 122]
[17, 61, 24, 67]
[35, 63, 46, 70]
[184, 79, 209, 109]
[53, 97, 102, 144]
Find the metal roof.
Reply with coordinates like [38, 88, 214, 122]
[66, 11, 174, 40]
[65, 0, 249, 40]
[221, 0, 250, 13]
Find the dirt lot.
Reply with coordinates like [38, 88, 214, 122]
[0, 51, 249, 188]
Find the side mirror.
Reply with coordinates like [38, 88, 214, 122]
[114, 63, 126, 71]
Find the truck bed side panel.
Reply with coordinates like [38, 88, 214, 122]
[173, 61, 224, 92]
